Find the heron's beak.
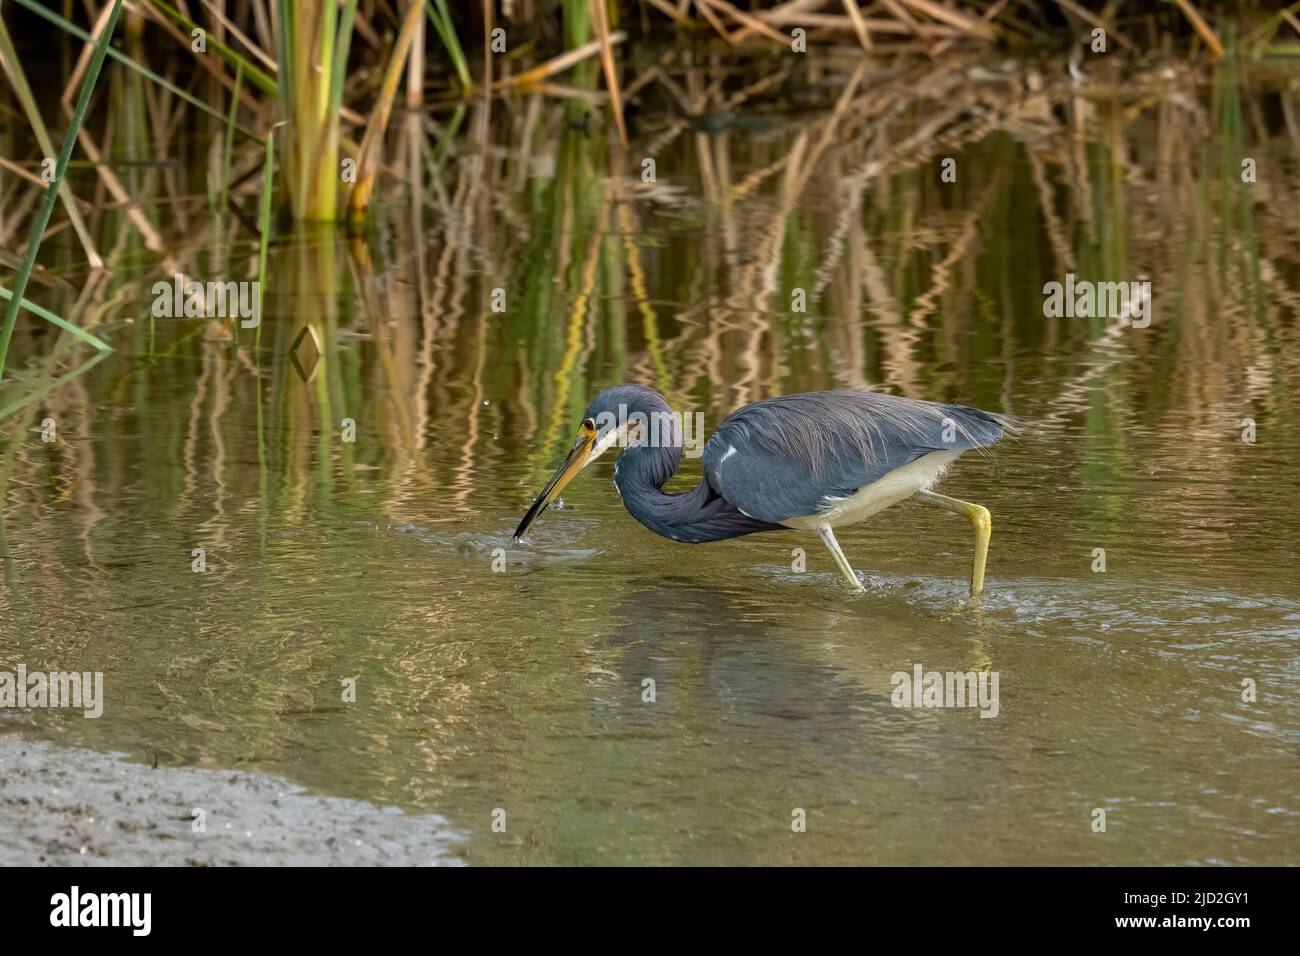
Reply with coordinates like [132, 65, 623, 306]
[514, 428, 596, 539]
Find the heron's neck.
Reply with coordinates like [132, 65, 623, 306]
[607, 389, 776, 544]
[614, 445, 778, 543]
[612, 443, 713, 543]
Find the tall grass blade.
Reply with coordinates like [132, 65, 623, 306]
[588, 0, 629, 148]
[0, 286, 113, 352]
[12, 0, 259, 138]
[1172, 0, 1226, 57]
[0, 0, 123, 383]
[220, 60, 245, 221]
[425, 0, 471, 92]
[328, 1, 360, 126]
[256, 131, 277, 352]
[145, 0, 278, 93]
[347, 0, 425, 221]
[274, 0, 357, 220]
[0, 13, 102, 268]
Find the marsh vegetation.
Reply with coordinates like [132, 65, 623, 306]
[1, 2, 1298, 864]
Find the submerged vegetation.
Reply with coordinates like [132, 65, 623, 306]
[0, 0, 1296, 420]
[0, 1, 1293, 495]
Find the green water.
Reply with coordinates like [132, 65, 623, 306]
[2, 55, 1299, 864]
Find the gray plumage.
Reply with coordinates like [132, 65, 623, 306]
[702, 389, 1009, 525]
[579, 384, 1010, 541]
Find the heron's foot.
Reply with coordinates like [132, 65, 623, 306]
[816, 525, 866, 593]
[914, 490, 992, 597]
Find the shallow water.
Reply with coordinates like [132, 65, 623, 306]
[2, 53, 1299, 864]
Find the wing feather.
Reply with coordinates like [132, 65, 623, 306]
[701, 390, 1011, 524]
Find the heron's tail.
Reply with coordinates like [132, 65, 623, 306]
[940, 403, 1020, 448]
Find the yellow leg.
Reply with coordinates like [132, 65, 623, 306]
[914, 490, 992, 596]
[816, 524, 866, 592]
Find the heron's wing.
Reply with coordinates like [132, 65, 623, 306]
[701, 390, 1010, 524]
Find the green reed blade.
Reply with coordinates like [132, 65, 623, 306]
[426, 0, 471, 91]
[144, 0, 277, 94]
[12, 0, 258, 139]
[0, 286, 112, 352]
[220, 60, 245, 221]
[0, 0, 123, 382]
[256, 132, 276, 353]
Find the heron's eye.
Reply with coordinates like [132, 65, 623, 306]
[581, 418, 596, 435]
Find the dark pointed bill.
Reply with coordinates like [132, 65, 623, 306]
[513, 433, 594, 540]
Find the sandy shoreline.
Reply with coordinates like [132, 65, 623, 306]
[0, 734, 466, 866]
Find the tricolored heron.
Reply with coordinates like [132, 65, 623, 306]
[513, 385, 1011, 595]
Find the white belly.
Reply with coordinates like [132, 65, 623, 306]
[779, 450, 962, 531]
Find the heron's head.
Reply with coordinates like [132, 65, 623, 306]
[513, 385, 668, 540]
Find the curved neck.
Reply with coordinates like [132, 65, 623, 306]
[611, 398, 780, 541]
[599, 388, 707, 541]
[609, 392, 775, 544]
[614, 447, 777, 544]
[614, 442, 699, 540]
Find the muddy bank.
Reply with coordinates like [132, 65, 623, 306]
[0, 735, 466, 866]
